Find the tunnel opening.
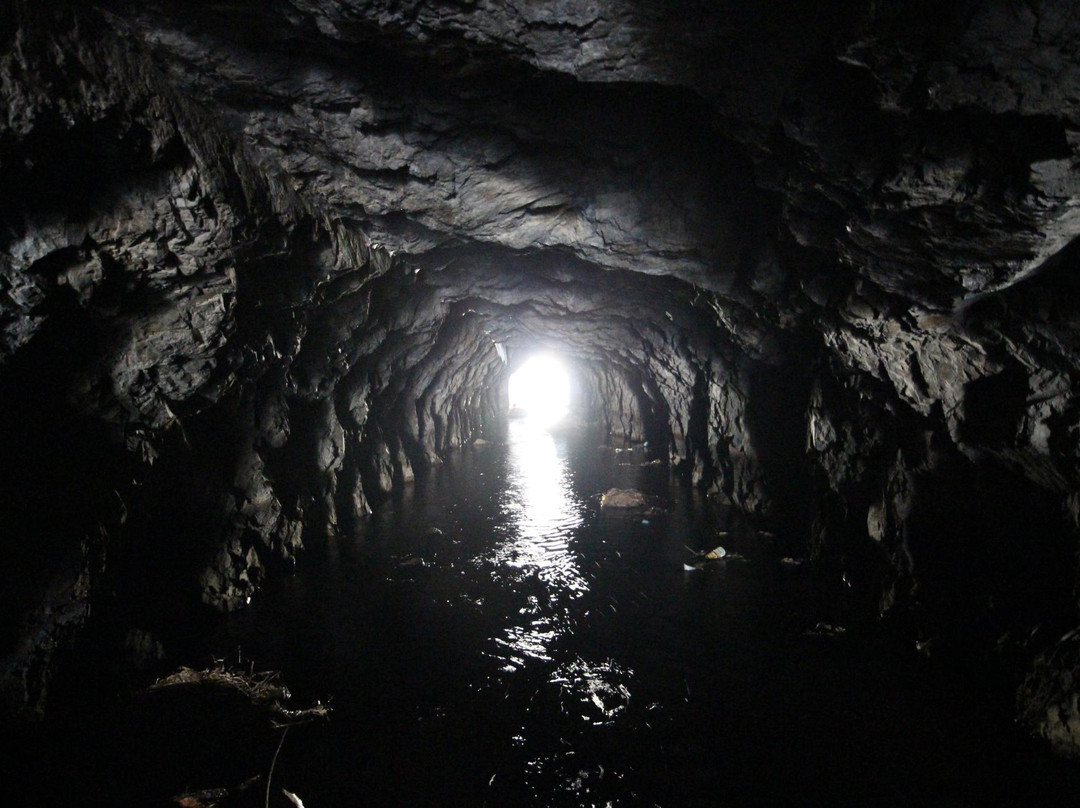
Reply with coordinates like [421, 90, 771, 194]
[507, 353, 572, 427]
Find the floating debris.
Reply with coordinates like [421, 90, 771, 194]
[551, 657, 633, 724]
[683, 544, 727, 570]
[600, 488, 646, 508]
[805, 622, 847, 638]
[780, 556, 806, 567]
[150, 665, 287, 705]
[173, 788, 229, 807]
[147, 664, 330, 728]
[640, 458, 664, 467]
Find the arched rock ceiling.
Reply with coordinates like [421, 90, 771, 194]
[8, 0, 1080, 746]
[97, 0, 1080, 356]
[105, 0, 781, 298]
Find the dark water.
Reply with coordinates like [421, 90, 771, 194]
[209, 420, 1079, 807]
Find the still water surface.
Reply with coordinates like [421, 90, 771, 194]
[214, 421, 1079, 806]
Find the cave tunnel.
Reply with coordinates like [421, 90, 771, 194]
[6, 0, 1080, 805]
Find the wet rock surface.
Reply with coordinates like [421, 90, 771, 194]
[4, 0, 1080, 761]
[599, 488, 646, 509]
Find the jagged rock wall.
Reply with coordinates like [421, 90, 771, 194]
[5, 0, 1080, 757]
[0, 1, 504, 715]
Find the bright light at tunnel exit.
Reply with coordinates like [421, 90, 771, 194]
[508, 354, 570, 426]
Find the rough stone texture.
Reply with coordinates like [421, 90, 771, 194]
[5, 0, 1080, 756]
[0, 0, 503, 714]
[599, 488, 646, 509]
[1019, 630, 1080, 759]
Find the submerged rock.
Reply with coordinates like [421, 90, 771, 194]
[600, 488, 646, 509]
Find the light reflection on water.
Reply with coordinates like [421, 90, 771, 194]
[552, 656, 634, 725]
[479, 419, 635, 801]
[479, 419, 588, 672]
[199, 418, 1080, 808]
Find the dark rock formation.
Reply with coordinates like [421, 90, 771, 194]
[5, 0, 1080, 758]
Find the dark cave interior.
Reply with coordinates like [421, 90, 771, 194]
[5, 0, 1080, 803]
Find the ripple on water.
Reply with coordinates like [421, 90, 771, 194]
[477, 421, 591, 675]
[201, 418, 1080, 808]
[519, 754, 615, 805]
[550, 656, 634, 725]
